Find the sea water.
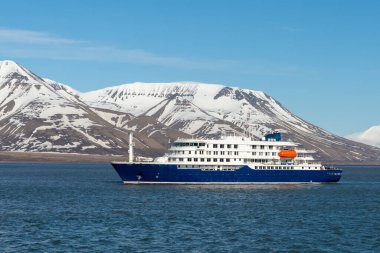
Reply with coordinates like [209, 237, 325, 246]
[0, 163, 379, 252]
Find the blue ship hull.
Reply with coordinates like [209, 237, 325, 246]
[111, 163, 342, 184]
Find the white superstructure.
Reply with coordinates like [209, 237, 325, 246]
[159, 134, 324, 171]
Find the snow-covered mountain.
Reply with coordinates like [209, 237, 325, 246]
[83, 83, 244, 137]
[0, 60, 186, 157]
[346, 125, 380, 148]
[82, 82, 380, 162]
[1, 60, 380, 162]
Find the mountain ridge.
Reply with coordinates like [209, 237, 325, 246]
[1, 60, 380, 163]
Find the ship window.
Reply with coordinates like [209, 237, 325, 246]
[260, 145, 265, 149]
[213, 144, 217, 148]
[201, 158, 205, 162]
[207, 158, 211, 162]
[213, 158, 217, 162]
[226, 158, 230, 162]
[259, 152, 263, 156]
[213, 151, 218, 155]
[234, 144, 238, 149]
[227, 144, 231, 148]
[189, 151, 191, 154]
[195, 151, 197, 155]
[252, 145, 257, 149]
[234, 151, 239, 155]
[188, 158, 192, 162]
[220, 144, 224, 148]
[269, 146, 273, 150]
[220, 158, 224, 162]
[179, 158, 184, 161]
[194, 158, 198, 162]
[221, 151, 225, 155]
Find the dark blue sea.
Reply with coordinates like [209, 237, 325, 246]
[0, 164, 379, 252]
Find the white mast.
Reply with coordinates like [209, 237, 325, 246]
[129, 132, 134, 163]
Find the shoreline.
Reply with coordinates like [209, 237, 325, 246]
[0, 151, 129, 163]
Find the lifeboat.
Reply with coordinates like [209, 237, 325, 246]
[279, 149, 297, 159]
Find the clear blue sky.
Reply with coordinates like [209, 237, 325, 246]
[0, 0, 379, 136]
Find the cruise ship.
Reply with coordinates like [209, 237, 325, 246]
[112, 133, 342, 184]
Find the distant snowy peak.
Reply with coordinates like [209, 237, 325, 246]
[346, 125, 380, 148]
[0, 60, 44, 83]
[0, 60, 28, 77]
